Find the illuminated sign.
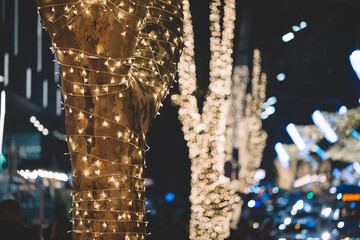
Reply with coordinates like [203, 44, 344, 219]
[342, 193, 360, 201]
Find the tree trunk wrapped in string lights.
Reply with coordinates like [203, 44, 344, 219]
[224, 66, 250, 180]
[172, 0, 237, 239]
[236, 49, 268, 193]
[224, 66, 249, 230]
[36, 0, 183, 239]
[225, 51, 268, 229]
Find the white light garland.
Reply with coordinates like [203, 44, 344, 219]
[234, 50, 268, 194]
[224, 51, 268, 229]
[18, 169, 69, 182]
[175, 0, 237, 239]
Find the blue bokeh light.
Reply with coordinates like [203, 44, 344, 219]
[165, 192, 175, 203]
[332, 168, 341, 179]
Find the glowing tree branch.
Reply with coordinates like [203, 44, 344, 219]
[173, 0, 237, 239]
[36, 0, 183, 239]
[224, 65, 249, 231]
[226, 51, 267, 229]
[236, 50, 268, 193]
[224, 65, 250, 180]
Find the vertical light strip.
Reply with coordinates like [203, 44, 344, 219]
[4, 53, 9, 86]
[43, 79, 48, 108]
[0, 91, 6, 154]
[26, 68, 32, 99]
[353, 162, 360, 175]
[37, 14, 42, 72]
[54, 53, 59, 83]
[56, 88, 61, 116]
[275, 142, 290, 168]
[286, 123, 306, 151]
[1, 0, 5, 25]
[14, 0, 19, 56]
[311, 110, 338, 143]
[350, 49, 360, 80]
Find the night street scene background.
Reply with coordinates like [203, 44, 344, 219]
[1, 0, 360, 240]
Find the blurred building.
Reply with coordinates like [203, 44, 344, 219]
[0, 0, 70, 225]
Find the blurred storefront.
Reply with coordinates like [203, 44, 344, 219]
[0, 0, 71, 228]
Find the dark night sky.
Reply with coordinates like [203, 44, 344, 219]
[145, 0, 360, 201]
[1, 0, 360, 202]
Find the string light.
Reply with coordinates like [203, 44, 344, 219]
[232, 50, 268, 194]
[18, 169, 69, 182]
[175, 0, 236, 239]
[37, 0, 183, 239]
[224, 55, 268, 229]
[225, 66, 250, 178]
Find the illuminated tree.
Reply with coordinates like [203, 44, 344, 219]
[36, 0, 183, 239]
[224, 52, 268, 229]
[234, 50, 268, 193]
[223, 65, 250, 230]
[172, 0, 237, 239]
[224, 65, 250, 181]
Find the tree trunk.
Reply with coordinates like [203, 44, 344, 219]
[36, 0, 183, 239]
